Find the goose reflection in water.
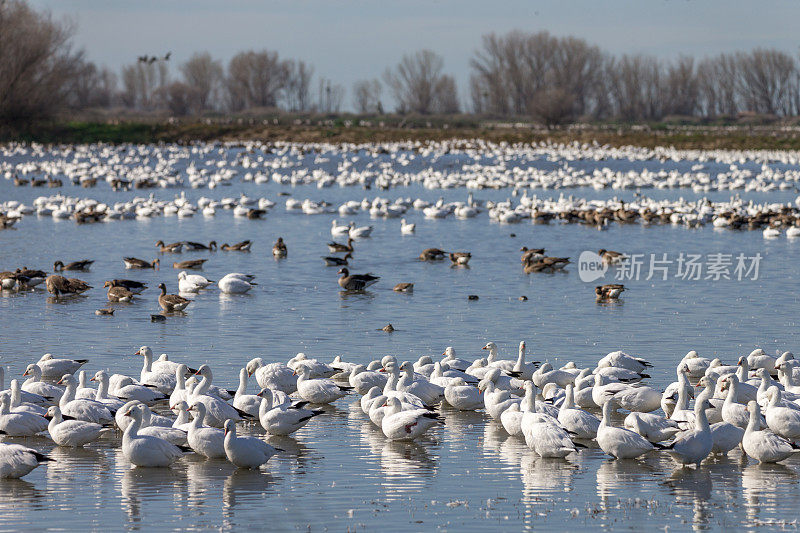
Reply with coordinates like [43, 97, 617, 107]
[380, 440, 437, 500]
[121, 465, 189, 526]
[223, 468, 276, 512]
[742, 462, 799, 524]
[663, 467, 713, 530]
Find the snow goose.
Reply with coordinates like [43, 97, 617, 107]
[478, 379, 520, 420]
[178, 271, 214, 293]
[171, 401, 192, 432]
[596, 351, 652, 374]
[380, 397, 442, 441]
[591, 374, 631, 409]
[664, 398, 713, 466]
[258, 394, 322, 436]
[111, 375, 167, 405]
[186, 402, 226, 458]
[6, 380, 47, 415]
[624, 412, 681, 443]
[329, 355, 359, 379]
[233, 368, 262, 417]
[74, 371, 96, 400]
[218, 274, 255, 294]
[704, 358, 738, 383]
[294, 365, 351, 404]
[330, 220, 350, 236]
[36, 353, 88, 380]
[361, 387, 384, 414]
[764, 386, 800, 440]
[397, 361, 444, 405]
[679, 351, 712, 379]
[122, 405, 185, 467]
[349, 363, 388, 394]
[720, 375, 762, 429]
[557, 384, 601, 439]
[500, 402, 524, 436]
[190, 365, 247, 427]
[288, 353, 336, 378]
[481, 367, 524, 395]
[46, 406, 104, 447]
[709, 422, 744, 454]
[139, 349, 177, 394]
[742, 401, 799, 463]
[412, 356, 435, 377]
[348, 221, 373, 238]
[22, 364, 64, 401]
[482, 342, 516, 373]
[223, 419, 280, 468]
[429, 362, 477, 388]
[523, 419, 578, 458]
[0, 395, 47, 436]
[0, 443, 51, 478]
[400, 219, 415, 234]
[168, 364, 190, 408]
[57, 375, 112, 425]
[246, 358, 297, 394]
[594, 366, 648, 383]
[532, 362, 575, 389]
[440, 347, 471, 372]
[135, 346, 195, 375]
[88, 372, 126, 411]
[747, 348, 777, 374]
[443, 378, 482, 411]
[596, 399, 656, 459]
[611, 384, 662, 413]
[381, 363, 429, 408]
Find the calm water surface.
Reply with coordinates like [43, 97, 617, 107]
[1, 145, 800, 531]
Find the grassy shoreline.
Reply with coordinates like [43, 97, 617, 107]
[6, 119, 800, 150]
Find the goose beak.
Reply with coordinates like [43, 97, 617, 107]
[89, 377, 96, 382]
[22, 370, 29, 376]
[292, 371, 297, 376]
[378, 368, 386, 373]
[481, 346, 487, 350]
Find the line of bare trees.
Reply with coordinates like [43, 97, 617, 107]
[5, 0, 800, 125]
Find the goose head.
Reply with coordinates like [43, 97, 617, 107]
[442, 347, 456, 358]
[246, 358, 264, 376]
[223, 419, 236, 436]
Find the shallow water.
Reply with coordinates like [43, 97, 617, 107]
[2, 144, 800, 531]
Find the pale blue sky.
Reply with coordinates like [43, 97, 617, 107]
[31, 0, 800, 107]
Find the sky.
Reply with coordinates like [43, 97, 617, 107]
[29, 0, 800, 109]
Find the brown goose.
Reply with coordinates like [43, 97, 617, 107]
[419, 248, 446, 261]
[184, 241, 217, 251]
[12, 268, 46, 289]
[337, 268, 380, 291]
[272, 237, 287, 258]
[172, 259, 207, 269]
[449, 252, 471, 265]
[16, 267, 46, 279]
[595, 284, 626, 300]
[520, 247, 545, 263]
[247, 209, 266, 219]
[157, 283, 192, 312]
[46, 275, 92, 297]
[598, 249, 625, 265]
[53, 260, 94, 271]
[95, 308, 115, 316]
[108, 279, 147, 293]
[393, 283, 414, 292]
[124, 257, 159, 269]
[322, 252, 352, 266]
[220, 240, 252, 251]
[156, 240, 183, 253]
[523, 257, 570, 274]
[104, 281, 134, 302]
[328, 238, 354, 253]
[0, 213, 20, 228]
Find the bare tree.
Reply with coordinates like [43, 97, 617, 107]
[180, 52, 223, 111]
[0, 0, 84, 122]
[384, 49, 458, 114]
[352, 79, 382, 114]
[284, 60, 314, 112]
[226, 50, 287, 111]
[120, 60, 167, 110]
[697, 53, 739, 117]
[159, 82, 201, 116]
[736, 49, 796, 115]
[67, 61, 118, 109]
[317, 78, 344, 113]
[662, 56, 699, 117]
[607, 54, 663, 121]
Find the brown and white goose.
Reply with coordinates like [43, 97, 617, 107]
[104, 281, 134, 302]
[155, 240, 183, 253]
[53, 260, 94, 271]
[46, 275, 92, 297]
[595, 284, 626, 300]
[183, 241, 217, 251]
[419, 248, 446, 261]
[157, 283, 192, 312]
[449, 252, 471, 265]
[328, 238, 354, 253]
[172, 259, 207, 269]
[272, 237, 287, 258]
[337, 268, 380, 291]
[322, 252, 352, 266]
[220, 240, 252, 252]
[123, 257, 159, 269]
[107, 279, 147, 293]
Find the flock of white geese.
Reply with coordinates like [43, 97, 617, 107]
[3, 343, 800, 480]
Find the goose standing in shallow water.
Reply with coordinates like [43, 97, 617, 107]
[46, 406, 104, 447]
[742, 401, 799, 463]
[122, 405, 185, 467]
[294, 365, 351, 404]
[157, 283, 192, 312]
[664, 397, 713, 466]
[0, 443, 51, 478]
[337, 268, 379, 290]
[186, 403, 226, 459]
[223, 419, 280, 468]
[596, 399, 656, 459]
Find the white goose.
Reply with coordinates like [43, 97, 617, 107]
[348, 221, 373, 238]
[664, 398, 713, 466]
[57, 375, 113, 425]
[294, 365, 350, 405]
[742, 401, 799, 463]
[36, 354, 88, 380]
[0, 443, 51, 478]
[441, 347, 471, 372]
[380, 397, 442, 441]
[246, 358, 297, 394]
[171, 401, 193, 432]
[233, 368, 262, 417]
[122, 405, 185, 467]
[74, 371, 96, 400]
[110, 375, 167, 404]
[187, 402, 226, 458]
[223, 419, 280, 468]
[721, 375, 761, 429]
[169, 364, 190, 408]
[178, 271, 214, 292]
[89, 371, 126, 411]
[478, 379, 520, 420]
[288, 353, 336, 378]
[400, 218, 416, 234]
[596, 399, 656, 459]
[764, 386, 800, 440]
[331, 219, 350, 236]
[7, 379, 47, 416]
[557, 384, 601, 439]
[189, 365, 246, 427]
[523, 419, 578, 458]
[0, 395, 47, 436]
[138, 349, 177, 394]
[348, 363, 387, 395]
[46, 406, 105, 447]
[258, 394, 322, 436]
[444, 378, 483, 411]
[218, 273, 255, 294]
[22, 364, 64, 401]
[397, 361, 444, 405]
